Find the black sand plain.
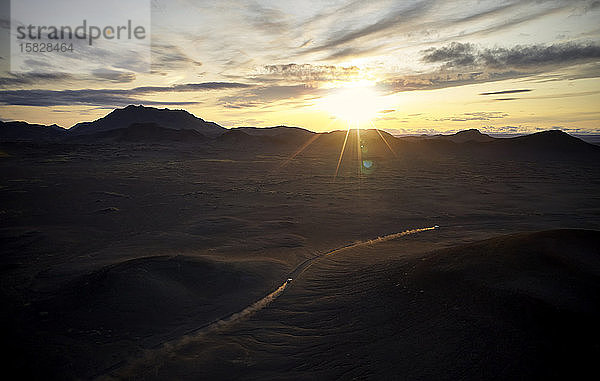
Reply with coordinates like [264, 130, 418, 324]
[1, 123, 599, 380]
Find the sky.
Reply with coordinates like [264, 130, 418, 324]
[0, 0, 599, 134]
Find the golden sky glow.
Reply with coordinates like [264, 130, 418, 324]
[1, 0, 599, 135]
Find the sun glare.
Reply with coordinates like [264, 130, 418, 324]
[319, 83, 382, 125]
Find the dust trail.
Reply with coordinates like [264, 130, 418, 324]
[172, 281, 290, 347]
[291, 226, 439, 279]
[173, 228, 438, 342]
[99, 281, 292, 380]
[99, 226, 438, 379]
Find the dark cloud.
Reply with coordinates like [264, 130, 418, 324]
[494, 98, 519, 101]
[0, 82, 253, 107]
[0, 89, 199, 107]
[0, 71, 140, 88]
[373, 41, 600, 94]
[260, 63, 360, 82]
[0, 72, 73, 87]
[423, 42, 600, 69]
[422, 42, 478, 67]
[480, 89, 532, 95]
[378, 70, 527, 94]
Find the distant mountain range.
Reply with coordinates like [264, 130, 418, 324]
[1, 105, 598, 159]
[0, 121, 66, 141]
[420, 129, 496, 143]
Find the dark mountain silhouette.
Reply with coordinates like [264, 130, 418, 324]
[1, 104, 598, 161]
[435, 129, 495, 143]
[233, 126, 314, 139]
[69, 105, 225, 137]
[483, 130, 600, 158]
[0, 121, 66, 142]
[309, 128, 600, 162]
[215, 129, 279, 147]
[216, 127, 318, 150]
[66, 122, 207, 143]
[500, 130, 594, 149]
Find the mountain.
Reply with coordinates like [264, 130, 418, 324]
[233, 126, 314, 139]
[501, 130, 593, 149]
[66, 122, 207, 143]
[216, 126, 318, 150]
[0, 121, 66, 142]
[69, 105, 225, 137]
[437, 129, 495, 143]
[486, 130, 600, 157]
[390, 129, 599, 159]
[215, 129, 278, 147]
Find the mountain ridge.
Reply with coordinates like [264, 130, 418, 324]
[1, 106, 598, 159]
[68, 105, 225, 137]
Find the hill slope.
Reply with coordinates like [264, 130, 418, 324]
[126, 229, 600, 380]
[66, 122, 207, 143]
[0, 121, 66, 142]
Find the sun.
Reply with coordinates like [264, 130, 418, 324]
[318, 83, 382, 125]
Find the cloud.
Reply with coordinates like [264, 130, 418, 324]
[245, 3, 290, 34]
[303, 0, 436, 54]
[0, 70, 140, 88]
[219, 84, 321, 109]
[322, 45, 384, 61]
[299, 0, 569, 59]
[151, 42, 203, 74]
[378, 41, 600, 95]
[422, 42, 600, 69]
[516, 89, 600, 100]
[0, 89, 199, 107]
[0, 72, 73, 87]
[378, 70, 527, 93]
[435, 111, 509, 122]
[0, 82, 253, 107]
[525, 62, 600, 83]
[383, 127, 442, 136]
[258, 63, 361, 82]
[135, 82, 253, 93]
[479, 89, 532, 95]
[422, 42, 478, 67]
[90, 70, 137, 83]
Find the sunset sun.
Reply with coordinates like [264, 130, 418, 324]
[319, 84, 383, 126]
